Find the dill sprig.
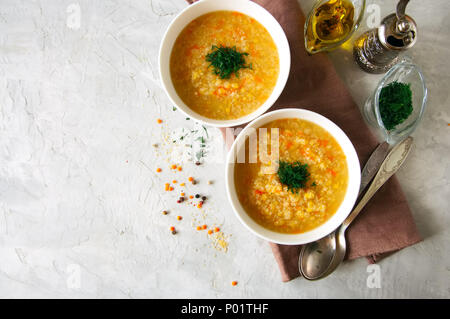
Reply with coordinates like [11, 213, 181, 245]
[277, 161, 310, 193]
[205, 45, 252, 79]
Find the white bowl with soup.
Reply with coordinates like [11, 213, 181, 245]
[159, 0, 290, 127]
[225, 109, 361, 245]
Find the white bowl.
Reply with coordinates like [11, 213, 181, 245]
[159, 0, 291, 127]
[225, 108, 361, 245]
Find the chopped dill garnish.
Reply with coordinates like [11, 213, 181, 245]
[205, 45, 252, 79]
[379, 81, 413, 130]
[277, 161, 310, 193]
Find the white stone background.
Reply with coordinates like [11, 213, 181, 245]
[0, 0, 449, 298]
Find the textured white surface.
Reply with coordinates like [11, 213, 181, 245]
[0, 0, 449, 298]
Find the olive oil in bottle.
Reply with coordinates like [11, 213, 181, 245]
[305, 0, 355, 54]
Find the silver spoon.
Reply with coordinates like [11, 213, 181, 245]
[299, 137, 413, 280]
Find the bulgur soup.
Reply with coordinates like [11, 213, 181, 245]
[234, 118, 349, 234]
[170, 11, 279, 120]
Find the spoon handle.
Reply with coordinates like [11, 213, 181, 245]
[341, 137, 414, 231]
[359, 142, 390, 195]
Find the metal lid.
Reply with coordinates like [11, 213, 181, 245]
[378, 0, 417, 51]
[378, 13, 417, 51]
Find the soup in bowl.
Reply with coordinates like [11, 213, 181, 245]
[159, 0, 290, 127]
[225, 109, 361, 245]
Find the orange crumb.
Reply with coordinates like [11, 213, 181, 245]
[214, 227, 220, 232]
[165, 183, 170, 191]
[171, 164, 177, 169]
[177, 166, 182, 171]
[196, 226, 202, 231]
[177, 216, 182, 220]
[180, 183, 185, 187]
[202, 224, 207, 230]
[156, 168, 162, 173]
[231, 281, 238, 286]
[188, 177, 194, 182]
[181, 192, 185, 196]
[169, 186, 174, 191]
[189, 195, 194, 199]
[170, 226, 175, 231]
[157, 119, 163, 124]
[172, 180, 177, 184]
[197, 202, 203, 208]
[208, 230, 213, 235]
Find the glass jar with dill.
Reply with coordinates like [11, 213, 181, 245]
[362, 61, 427, 144]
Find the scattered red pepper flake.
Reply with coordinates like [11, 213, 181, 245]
[208, 230, 213, 235]
[177, 166, 182, 171]
[171, 164, 177, 169]
[214, 227, 220, 233]
[231, 281, 238, 286]
[157, 119, 163, 124]
[188, 177, 194, 182]
[156, 168, 162, 173]
[170, 226, 175, 231]
[202, 224, 207, 230]
[172, 180, 177, 184]
[196, 226, 202, 231]
[177, 216, 182, 221]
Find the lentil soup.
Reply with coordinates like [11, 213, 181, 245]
[170, 11, 279, 120]
[234, 118, 349, 234]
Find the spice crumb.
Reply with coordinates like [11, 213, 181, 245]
[214, 227, 220, 232]
[156, 168, 162, 173]
[231, 281, 238, 286]
[157, 119, 163, 124]
[207, 180, 213, 185]
[170, 226, 175, 231]
[177, 216, 182, 220]
[162, 210, 168, 215]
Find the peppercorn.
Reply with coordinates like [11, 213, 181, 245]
[195, 194, 200, 199]
[202, 196, 206, 201]
[162, 210, 168, 215]
[195, 161, 201, 166]
[172, 230, 177, 235]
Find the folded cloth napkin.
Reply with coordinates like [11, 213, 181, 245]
[185, 0, 421, 282]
